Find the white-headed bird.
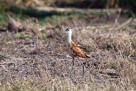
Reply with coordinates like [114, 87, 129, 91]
[64, 28, 90, 81]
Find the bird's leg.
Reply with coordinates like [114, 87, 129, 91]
[68, 57, 74, 78]
[83, 59, 87, 65]
[78, 58, 85, 82]
[81, 60, 85, 78]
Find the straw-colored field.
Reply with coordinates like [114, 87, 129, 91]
[0, 9, 136, 90]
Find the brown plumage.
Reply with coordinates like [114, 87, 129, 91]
[69, 40, 89, 59]
[64, 28, 89, 82]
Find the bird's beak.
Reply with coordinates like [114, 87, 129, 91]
[63, 31, 66, 34]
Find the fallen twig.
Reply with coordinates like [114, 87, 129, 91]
[0, 65, 8, 72]
[115, 18, 132, 30]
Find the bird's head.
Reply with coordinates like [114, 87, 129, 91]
[64, 28, 72, 34]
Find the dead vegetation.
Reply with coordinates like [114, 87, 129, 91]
[0, 14, 136, 91]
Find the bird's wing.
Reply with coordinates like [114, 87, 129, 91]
[70, 40, 88, 58]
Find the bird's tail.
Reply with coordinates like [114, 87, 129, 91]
[85, 54, 90, 58]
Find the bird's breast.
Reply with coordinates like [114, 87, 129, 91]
[68, 40, 72, 47]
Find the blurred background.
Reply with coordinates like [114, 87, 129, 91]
[0, 0, 136, 26]
[0, 0, 136, 91]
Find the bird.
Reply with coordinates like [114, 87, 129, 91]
[64, 28, 90, 81]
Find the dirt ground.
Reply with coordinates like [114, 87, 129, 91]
[0, 13, 136, 91]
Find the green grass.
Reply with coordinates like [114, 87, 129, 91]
[14, 33, 32, 39]
[0, 33, 32, 44]
[0, 80, 47, 91]
[0, 14, 9, 25]
[0, 5, 105, 26]
[0, 0, 106, 26]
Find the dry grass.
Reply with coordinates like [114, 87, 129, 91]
[0, 17, 136, 91]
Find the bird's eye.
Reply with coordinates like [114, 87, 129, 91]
[66, 28, 69, 31]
